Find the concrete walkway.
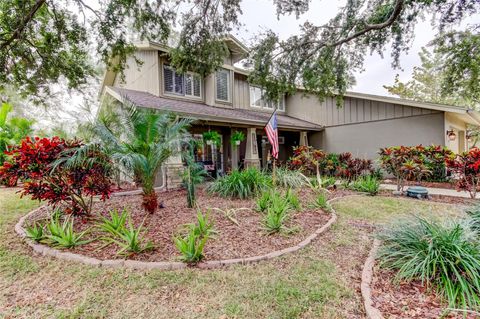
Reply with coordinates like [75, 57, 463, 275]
[380, 183, 479, 199]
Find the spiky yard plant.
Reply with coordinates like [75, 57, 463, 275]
[309, 192, 330, 211]
[378, 218, 480, 310]
[25, 222, 45, 242]
[94, 100, 191, 213]
[111, 218, 154, 256]
[174, 211, 215, 263]
[45, 216, 90, 249]
[97, 208, 128, 237]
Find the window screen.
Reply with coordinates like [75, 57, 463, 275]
[216, 69, 230, 102]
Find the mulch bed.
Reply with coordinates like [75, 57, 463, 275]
[26, 187, 336, 262]
[371, 268, 479, 319]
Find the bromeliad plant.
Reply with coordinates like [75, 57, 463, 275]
[25, 222, 45, 242]
[378, 218, 480, 310]
[111, 219, 154, 256]
[94, 100, 191, 213]
[97, 208, 128, 236]
[0, 136, 112, 215]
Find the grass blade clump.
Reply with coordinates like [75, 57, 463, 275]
[378, 217, 480, 310]
[25, 222, 45, 242]
[97, 208, 128, 236]
[207, 168, 271, 199]
[274, 167, 306, 189]
[111, 218, 154, 256]
[465, 203, 480, 234]
[309, 192, 330, 211]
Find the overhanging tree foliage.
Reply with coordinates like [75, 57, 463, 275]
[1, 0, 479, 107]
[0, 0, 241, 103]
[247, 0, 480, 104]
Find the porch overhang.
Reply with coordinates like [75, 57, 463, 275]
[105, 87, 323, 131]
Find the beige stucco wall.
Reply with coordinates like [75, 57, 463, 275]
[310, 112, 445, 160]
[445, 113, 468, 153]
[114, 50, 160, 96]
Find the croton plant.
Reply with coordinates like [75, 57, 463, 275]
[446, 147, 480, 199]
[0, 136, 112, 215]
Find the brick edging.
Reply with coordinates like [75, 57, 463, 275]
[361, 239, 384, 319]
[14, 197, 341, 271]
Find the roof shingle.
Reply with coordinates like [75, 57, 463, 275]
[108, 87, 322, 130]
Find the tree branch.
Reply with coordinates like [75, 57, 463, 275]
[0, 0, 47, 50]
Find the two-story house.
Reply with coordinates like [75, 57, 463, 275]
[99, 35, 480, 186]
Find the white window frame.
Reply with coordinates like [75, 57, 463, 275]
[215, 68, 231, 103]
[163, 65, 202, 99]
[249, 85, 286, 112]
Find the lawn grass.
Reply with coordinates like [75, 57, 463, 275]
[0, 188, 467, 318]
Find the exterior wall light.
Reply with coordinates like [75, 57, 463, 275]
[446, 129, 457, 141]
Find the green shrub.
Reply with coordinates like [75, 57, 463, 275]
[309, 192, 330, 211]
[45, 216, 90, 249]
[259, 190, 295, 234]
[174, 212, 214, 263]
[208, 168, 271, 199]
[378, 218, 480, 310]
[350, 175, 380, 195]
[25, 222, 45, 242]
[274, 167, 306, 189]
[111, 219, 154, 256]
[256, 191, 271, 212]
[97, 208, 128, 236]
[320, 176, 336, 188]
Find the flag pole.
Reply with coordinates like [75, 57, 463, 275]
[265, 105, 278, 186]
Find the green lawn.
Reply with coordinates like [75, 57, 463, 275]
[0, 188, 468, 318]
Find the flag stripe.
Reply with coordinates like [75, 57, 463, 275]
[264, 111, 279, 159]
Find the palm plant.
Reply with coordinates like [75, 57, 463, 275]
[94, 100, 191, 213]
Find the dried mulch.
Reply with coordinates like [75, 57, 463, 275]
[372, 268, 479, 319]
[27, 188, 333, 262]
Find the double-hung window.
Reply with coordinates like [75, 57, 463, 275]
[163, 65, 201, 98]
[249, 85, 285, 111]
[215, 69, 231, 102]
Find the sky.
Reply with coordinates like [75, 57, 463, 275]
[232, 0, 436, 96]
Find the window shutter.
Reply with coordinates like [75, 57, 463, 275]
[174, 72, 184, 94]
[216, 69, 230, 101]
[185, 74, 193, 96]
[164, 66, 174, 93]
[193, 75, 201, 97]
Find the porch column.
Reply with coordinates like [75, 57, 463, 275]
[231, 128, 239, 170]
[299, 131, 309, 146]
[164, 145, 183, 189]
[244, 127, 260, 168]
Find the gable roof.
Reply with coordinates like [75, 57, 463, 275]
[105, 87, 322, 131]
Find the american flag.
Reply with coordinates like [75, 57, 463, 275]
[264, 111, 279, 159]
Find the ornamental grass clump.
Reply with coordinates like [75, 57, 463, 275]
[309, 192, 330, 211]
[208, 168, 271, 199]
[465, 204, 480, 234]
[45, 215, 90, 249]
[378, 218, 480, 310]
[274, 167, 306, 189]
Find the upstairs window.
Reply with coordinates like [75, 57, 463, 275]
[163, 65, 201, 98]
[216, 69, 231, 102]
[249, 85, 285, 111]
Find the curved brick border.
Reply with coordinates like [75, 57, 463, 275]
[14, 197, 340, 271]
[361, 239, 383, 319]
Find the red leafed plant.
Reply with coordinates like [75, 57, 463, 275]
[446, 147, 480, 199]
[0, 136, 112, 215]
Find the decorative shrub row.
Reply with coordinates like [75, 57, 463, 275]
[379, 145, 453, 191]
[288, 146, 373, 181]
